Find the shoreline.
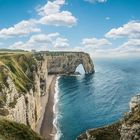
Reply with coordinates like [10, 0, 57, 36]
[40, 75, 57, 140]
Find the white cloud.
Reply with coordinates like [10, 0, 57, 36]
[0, 0, 76, 39]
[74, 36, 140, 57]
[37, 0, 65, 16]
[82, 37, 111, 49]
[9, 33, 69, 51]
[105, 21, 140, 39]
[37, 0, 77, 27]
[84, 0, 107, 3]
[119, 39, 140, 50]
[28, 33, 59, 44]
[0, 20, 40, 38]
[54, 37, 69, 48]
[73, 37, 112, 57]
[109, 39, 140, 56]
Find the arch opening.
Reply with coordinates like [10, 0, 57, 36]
[75, 64, 85, 75]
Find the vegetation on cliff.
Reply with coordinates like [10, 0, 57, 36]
[0, 52, 36, 92]
[0, 51, 38, 118]
[0, 51, 44, 140]
[0, 119, 44, 140]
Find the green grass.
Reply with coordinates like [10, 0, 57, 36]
[0, 119, 44, 140]
[0, 52, 36, 92]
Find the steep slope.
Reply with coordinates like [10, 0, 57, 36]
[0, 52, 48, 130]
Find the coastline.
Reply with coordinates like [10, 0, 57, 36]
[36, 75, 57, 140]
[40, 75, 57, 140]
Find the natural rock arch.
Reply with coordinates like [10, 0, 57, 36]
[75, 64, 85, 74]
[35, 51, 94, 75]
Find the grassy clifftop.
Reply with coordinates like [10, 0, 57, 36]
[0, 52, 37, 92]
[0, 119, 43, 140]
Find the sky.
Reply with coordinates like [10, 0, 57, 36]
[0, 0, 140, 57]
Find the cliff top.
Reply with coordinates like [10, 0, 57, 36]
[35, 51, 89, 57]
[0, 52, 36, 92]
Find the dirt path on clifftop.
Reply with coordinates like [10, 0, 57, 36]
[40, 76, 57, 140]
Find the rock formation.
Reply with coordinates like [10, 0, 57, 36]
[77, 94, 140, 140]
[0, 51, 94, 134]
[35, 51, 94, 74]
[0, 53, 48, 130]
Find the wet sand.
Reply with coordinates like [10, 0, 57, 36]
[40, 75, 57, 140]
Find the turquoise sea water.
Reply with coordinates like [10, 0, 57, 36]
[54, 57, 140, 140]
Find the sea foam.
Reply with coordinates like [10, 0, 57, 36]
[53, 76, 62, 140]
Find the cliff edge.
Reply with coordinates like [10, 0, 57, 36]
[0, 52, 49, 130]
[0, 51, 94, 140]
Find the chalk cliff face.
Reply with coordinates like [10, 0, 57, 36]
[0, 53, 48, 130]
[35, 51, 94, 75]
[0, 51, 94, 134]
[77, 94, 140, 140]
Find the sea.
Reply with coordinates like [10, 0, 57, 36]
[53, 57, 140, 140]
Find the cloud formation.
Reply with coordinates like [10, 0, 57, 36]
[54, 37, 69, 48]
[105, 21, 140, 39]
[1, 0, 140, 57]
[82, 37, 111, 49]
[9, 33, 69, 50]
[37, 0, 77, 27]
[120, 39, 140, 50]
[0, 0, 77, 39]
[0, 20, 40, 38]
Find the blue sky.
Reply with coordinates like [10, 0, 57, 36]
[0, 0, 140, 57]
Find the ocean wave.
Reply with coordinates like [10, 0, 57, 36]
[53, 76, 63, 140]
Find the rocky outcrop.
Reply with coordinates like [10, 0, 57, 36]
[35, 51, 94, 74]
[120, 95, 140, 140]
[77, 94, 140, 140]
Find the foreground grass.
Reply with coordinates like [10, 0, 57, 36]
[0, 119, 44, 140]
